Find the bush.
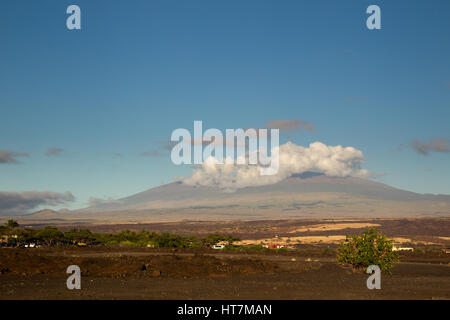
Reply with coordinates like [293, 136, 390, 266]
[337, 228, 398, 274]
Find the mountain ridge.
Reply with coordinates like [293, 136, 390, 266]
[5, 172, 450, 224]
[82, 172, 450, 212]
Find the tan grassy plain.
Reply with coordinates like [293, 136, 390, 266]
[392, 237, 439, 245]
[287, 222, 381, 233]
[234, 235, 347, 246]
[234, 235, 442, 246]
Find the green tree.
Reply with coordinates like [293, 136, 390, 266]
[6, 220, 19, 229]
[337, 228, 398, 274]
[202, 234, 240, 247]
[0, 225, 7, 235]
[64, 229, 95, 245]
[37, 226, 64, 246]
[14, 228, 38, 246]
[0, 220, 20, 246]
[116, 230, 140, 242]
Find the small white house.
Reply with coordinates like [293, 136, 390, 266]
[392, 245, 414, 252]
[212, 244, 225, 250]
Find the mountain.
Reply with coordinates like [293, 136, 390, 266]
[83, 172, 449, 211]
[75, 172, 450, 222]
[8, 173, 450, 225]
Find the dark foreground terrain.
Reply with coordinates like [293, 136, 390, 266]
[1, 247, 449, 300]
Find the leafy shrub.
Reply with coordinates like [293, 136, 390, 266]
[337, 228, 398, 274]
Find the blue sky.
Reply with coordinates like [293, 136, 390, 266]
[1, 0, 449, 211]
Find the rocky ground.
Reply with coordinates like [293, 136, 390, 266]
[1, 247, 449, 299]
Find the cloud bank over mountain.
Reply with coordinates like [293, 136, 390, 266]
[0, 191, 75, 214]
[180, 141, 369, 190]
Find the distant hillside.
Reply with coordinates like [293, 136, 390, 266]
[81, 172, 450, 212]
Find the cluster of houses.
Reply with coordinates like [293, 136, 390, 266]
[263, 244, 286, 249]
[0, 234, 40, 248]
[211, 239, 450, 253]
[0, 235, 17, 246]
[211, 242, 290, 250]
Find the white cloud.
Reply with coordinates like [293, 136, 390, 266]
[411, 138, 450, 155]
[266, 119, 314, 131]
[180, 141, 369, 190]
[0, 150, 29, 163]
[45, 147, 64, 156]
